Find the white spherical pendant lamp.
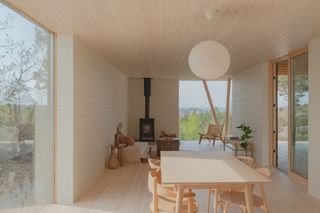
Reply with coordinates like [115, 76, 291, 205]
[188, 40, 230, 80]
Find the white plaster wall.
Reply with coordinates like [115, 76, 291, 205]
[231, 63, 270, 165]
[308, 36, 320, 199]
[56, 34, 74, 204]
[128, 79, 179, 139]
[73, 37, 128, 199]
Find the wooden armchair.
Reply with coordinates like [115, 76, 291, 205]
[207, 156, 255, 213]
[220, 168, 270, 213]
[148, 170, 199, 213]
[199, 124, 224, 145]
[148, 158, 161, 170]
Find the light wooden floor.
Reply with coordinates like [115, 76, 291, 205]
[74, 141, 320, 213]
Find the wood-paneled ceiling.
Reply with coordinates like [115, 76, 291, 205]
[6, 0, 320, 79]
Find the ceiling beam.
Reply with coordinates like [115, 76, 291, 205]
[202, 80, 219, 125]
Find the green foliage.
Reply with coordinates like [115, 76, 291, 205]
[277, 75, 308, 141]
[278, 75, 308, 105]
[236, 123, 253, 150]
[179, 108, 226, 141]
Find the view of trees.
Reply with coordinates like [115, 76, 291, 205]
[0, 3, 52, 207]
[0, 4, 50, 148]
[277, 74, 308, 141]
[179, 107, 227, 141]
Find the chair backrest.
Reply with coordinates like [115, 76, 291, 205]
[148, 158, 161, 170]
[207, 124, 224, 136]
[237, 156, 254, 167]
[148, 170, 157, 193]
[148, 170, 176, 212]
[256, 168, 271, 177]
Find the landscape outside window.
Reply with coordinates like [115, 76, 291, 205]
[0, 3, 53, 208]
[179, 81, 231, 141]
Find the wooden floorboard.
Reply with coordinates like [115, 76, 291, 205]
[75, 141, 320, 213]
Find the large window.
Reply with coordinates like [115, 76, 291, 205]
[0, 3, 54, 208]
[179, 81, 231, 141]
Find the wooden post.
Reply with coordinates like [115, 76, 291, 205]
[224, 78, 231, 138]
[202, 80, 219, 125]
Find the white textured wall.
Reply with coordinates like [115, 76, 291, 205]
[56, 34, 74, 204]
[128, 79, 179, 139]
[56, 35, 128, 203]
[231, 63, 270, 165]
[73, 37, 128, 199]
[308, 36, 320, 199]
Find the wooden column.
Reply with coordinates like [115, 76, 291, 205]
[202, 80, 219, 125]
[224, 78, 231, 137]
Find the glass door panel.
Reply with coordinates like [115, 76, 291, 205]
[290, 53, 308, 179]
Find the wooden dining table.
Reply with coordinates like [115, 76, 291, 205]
[160, 151, 271, 213]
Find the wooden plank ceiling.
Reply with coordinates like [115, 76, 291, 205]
[6, 0, 320, 79]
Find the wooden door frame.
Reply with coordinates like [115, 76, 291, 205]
[269, 55, 288, 167]
[269, 47, 308, 186]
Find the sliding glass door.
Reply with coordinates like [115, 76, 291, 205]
[271, 50, 308, 181]
[0, 2, 54, 208]
[290, 53, 308, 179]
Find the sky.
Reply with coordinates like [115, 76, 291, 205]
[179, 81, 230, 108]
[0, 3, 37, 46]
[180, 80, 308, 109]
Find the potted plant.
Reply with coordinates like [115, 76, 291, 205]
[236, 123, 253, 153]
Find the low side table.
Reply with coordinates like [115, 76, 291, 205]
[224, 138, 253, 157]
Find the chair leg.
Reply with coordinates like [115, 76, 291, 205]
[223, 202, 229, 213]
[213, 189, 218, 213]
[207, 190, 212, 213]
[199, 135, 202, 144]
[212, 137, 216, 146]
[259, 184, 269, 213]
[239, 206, 246, 213]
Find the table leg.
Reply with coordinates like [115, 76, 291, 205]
[244, 184, 254, 213]
[188, 189, 193, 213]
[175, 185, 184, 213]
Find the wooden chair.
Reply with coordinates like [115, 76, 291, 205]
[207, 156, 255, 213]
[148, 158, 161, 170]
[199, 124, 224, 145]
[220, 168, 271, 213]
[148, 170, 199, 213]
[236, 156, 254, 167]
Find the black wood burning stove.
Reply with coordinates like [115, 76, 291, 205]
[139, 78, 155, 141]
